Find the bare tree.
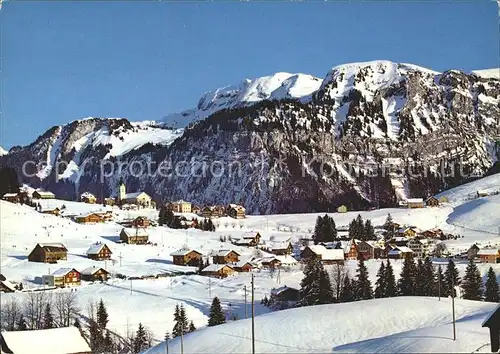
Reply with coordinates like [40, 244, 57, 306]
[329, 264, 347, 301]
[1, 297, 22, 331]
[25, 291, 51, 329]
[54, 291, 80, 327]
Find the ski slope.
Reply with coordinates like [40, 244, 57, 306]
[144, 297, 497, 354]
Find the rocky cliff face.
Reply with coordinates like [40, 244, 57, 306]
[2, 61, 499, 214]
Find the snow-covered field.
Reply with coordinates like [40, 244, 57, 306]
[144, 297, 497, 354]
[1, 173, 499, 348]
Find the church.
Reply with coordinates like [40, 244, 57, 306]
[118, 180, 154, 209]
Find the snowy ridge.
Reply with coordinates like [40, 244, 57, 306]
[162, 72, 322, 124]
[472, 68, 500, 79]
[0, 146, 8, 156]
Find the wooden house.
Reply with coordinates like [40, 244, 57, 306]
[0, 280, 16, 293]
[482, 304, 500, 353]
[170, 249, 203, 266]
[42, 268, 81, 288]
[301, 245, 344, 264]
[387, 246, 413, 259]
[425, 196, 440, 207]
[40, 206, 61, 216]
[80, 192, 96, 204]
[120, 227, 149, 244]
[227, 204, 246, 219]
[345, 241, 358, 260]
[202, 206, 214, 218]
[0, 326, 92, 354]
[234, 232, 261, 247]
[192, 205, 201, 215]
[267, 241, 293, 255]
[104, 197, 115, 206]
[260, 257, 282, 269]
[2, 193, 19, 203]
[81, 267, 110, 282]
[406, 198, 424, 209]
[233, 260, 254, 272]
[212, 249, 240, 264]
[354, 240, 382, 260]
[28, 243, 68, 263]
[477, 249, 500, 263]
[270, 286, 300, 303]
[86, 243, 112, 260]
[201, 264, 235, 278]
[467, 244, 480, 260]
[74, 213, 104, 224]
[132, 216, 150, 228]
[32, 190, 56, 199]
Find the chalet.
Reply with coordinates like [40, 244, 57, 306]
[0, 280, 16, 293]
[192, 205, 201, 215]
[391, 236, 409, 246]
[260, 256, 282, 269]
[170, 200, 192, 213]
[467, 244, 480, 260]
[267, 241, 293, 256]
[345, 241, 358, 260]
[301, 245, 344, 264]
[234, 232, 261, 247]
[337, 205, 348, 213]
[0, 326, 92, 354]
[398, 227, 418, 238]
[42, 268, 81, 288]
[233, 260, 254, 272]
[86, 243, 112, 260]
[32, 190, 56, 199]
[201, 264, 235, 278]
[388, 246, 413, 259]
[227, 204, 246, 219]
[407, 238, 425, 258]
[482, 304, 500, 353]
[212, 249, 240, 264]
[477, 249, 500, 263]
[170, 249, 203, 266]
[40, 207, 61, 216]
[421, 229, 444, 239]
[406, 198, 424, 209]
[425, 196, 440, 207]
[74, 213, 104, 224]
[81, 266, 110, 282]
[354, 240, 383, 260]
[202, 206, 214, 218]
[275, 255, 298, 266]
[2, 193, 19, 203]
[119, 227, 149, 244]
[80, 192, 96, 204]
[270, 286, 300, 303]
[132, 216, 150, 228]
[28, 243, 68, 263]
[104, 197, 115, 206]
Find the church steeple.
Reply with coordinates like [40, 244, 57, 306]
[118, 178, 126, 201]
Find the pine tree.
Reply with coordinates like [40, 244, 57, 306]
[188, 321, 196, 332]
[74, 317, 81, 328]
[364, 219, 375, 241]
[172, 304, 182, 337]
[133, 323, 148, 354]
[484, 267, 500, 302]
[103, 330, 114, 354]
[422, 257, 436, 296]
[158, 206, 166, 226]
[354, 258, 373, 300]
[414, 259, 425, 296]
[88, 319, 103, 353]
[43, 303, 54, 329]
[313, 216, 323, 244]
[318, 263, 334, 304]
[384, 260, 397, 297]
[398, 255, 416, 296]
[298, 258, 333, 306]
[374, 261, 386, 298]
[461, 259, 483, 300]
[165, 331, 171, 341]
[179, 304, 189, 334]
[434, 265, 445, 297]
[208, 297, 226, 326]
[444, 258, 460, 297]
[17, 315, 27, 331]
[339, 274, 355, 303]
[97, 299, 109, 329]
[383, 213, 395, 240]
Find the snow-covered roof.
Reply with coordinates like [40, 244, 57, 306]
[269, 241, 292, 250]
[228, 203, 246, 211]
[477, 249, 499, 256]
[1, 326, 91, 354]
[0, 280, 16, 292]
[50, 268, 78, 277]
[80, 192, 96, 199]
[37, 243, 67, 251]
[271, 285, 299, 296]
[275, 255, 298, 265]
[170, 249, 201, 256]
[86, 243, 109, 255]
[260, 256, 280, 263]
[234, 259, 254, 267]
[2, 193, 18, 198]
[214, 249, 240, 257]
[396, 246, 413, 253]
[124, 192, 150, 199]
[306, 245, 344, 261]
[202, 264, 233, 272]
[33, 190, 56, 198]
[81, 266, 108, 276]
[482, 304, 500, 327]
[406, 198, 424, 203]
[173, 199, 191, 204]
[121, 227, 148, 237]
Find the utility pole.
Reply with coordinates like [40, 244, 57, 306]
[451, 276, 456, 341]
[438, 271, 441, 301]
[209, 277, 212, 298]
[251, 274, 255, 354]
[130, 279, 132, 295]
[180, 328, 184, 354]
[244, 285, 247, 319]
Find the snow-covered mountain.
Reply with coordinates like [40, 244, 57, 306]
[163, 72, 322, 125]
[0, 146, 8, 156]
[2, 60, 499, 213]
[472, 68, 500, 80]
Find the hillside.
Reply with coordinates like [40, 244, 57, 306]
[1, 60, 499, 213]
[143, 297, 497, 354]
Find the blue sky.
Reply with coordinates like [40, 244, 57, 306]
[1, 0, 499, 149]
